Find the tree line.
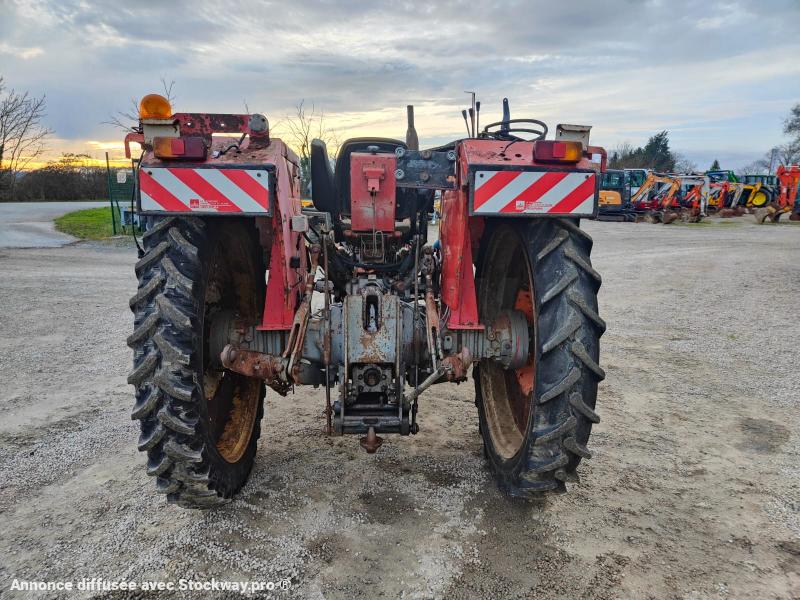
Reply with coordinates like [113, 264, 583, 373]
[610, 104, 800, 175]
[6, 153, 110, 202]
[0, 74, 115, 202]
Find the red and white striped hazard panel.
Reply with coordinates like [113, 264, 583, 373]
[139, 167, 270, 213]
[472, 170, 597, 216]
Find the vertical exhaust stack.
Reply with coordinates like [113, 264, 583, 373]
[406, 105, 419, 151]
[501, 97, 511, 136]
[461, 110, 471, 136]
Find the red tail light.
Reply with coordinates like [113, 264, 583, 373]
[533, 140, 583, 163]
[153, 136, 207, 161]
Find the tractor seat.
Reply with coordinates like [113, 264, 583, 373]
[334, 138, 406, 216]
[310, 138, 336, 214]
[310, 137, 406, 217]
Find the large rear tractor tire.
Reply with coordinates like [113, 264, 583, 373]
[474, 219, 605, 496]
[127, 217, 266, 508]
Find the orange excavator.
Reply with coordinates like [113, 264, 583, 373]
[631, 172, 705, 223]
[755, 164, 800, 223]
[668, 175, 707, 223]
[630, 172, 681, 223]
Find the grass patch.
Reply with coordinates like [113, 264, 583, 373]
[54, 206, 121, 240]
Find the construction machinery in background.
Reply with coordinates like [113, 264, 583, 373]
[123, 93, 607, 508]
[670, 175, 707, 223]
[741, 174, 775, 209]
[625, 168, 649, 197]
[598, 169, 635, 221]
[629, 172, 680, 222]
[705, 170, 764, 217]
[754, 164, 800, 223]
[628, 172, 708, 224]
[708, 179, 745, 217]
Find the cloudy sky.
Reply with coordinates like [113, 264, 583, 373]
[1, 0, 799, 169]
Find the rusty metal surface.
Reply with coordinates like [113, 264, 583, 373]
[220, 345, 284, 381]
[322, 234, 333, 435]
[345, 291, 400, 364]
[174, 112, 250, 135]
[285, 245, 321, 375]
[441, 347, 472, 382]
[141, 137, 297, 169]
[459, 138, 600, 171]
[359, 426, 383, 453]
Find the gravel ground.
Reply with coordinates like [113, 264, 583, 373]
[0, 218, 798, 599]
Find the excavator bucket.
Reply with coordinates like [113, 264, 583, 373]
[662, 211, 680, 224]
[686, 208, 704, 223]
[646, 211, 662, 223]
[754, 203, 783, 224]
[754, 207, 771, 224]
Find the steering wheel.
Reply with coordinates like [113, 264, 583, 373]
[481, 118, 548, 141]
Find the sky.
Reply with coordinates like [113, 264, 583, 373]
[1, 0, 799, 170]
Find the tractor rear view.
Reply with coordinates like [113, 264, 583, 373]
[124, 94, 606, 508]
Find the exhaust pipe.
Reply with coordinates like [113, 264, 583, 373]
[501, 98, 510, 136]
[406, 105, 419, 151]
[461, 110, 471, 137]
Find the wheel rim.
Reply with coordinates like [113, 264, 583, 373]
[751, 191, 768, 207]
[478, 226, 535, 460]
[202, 236, 261, 464]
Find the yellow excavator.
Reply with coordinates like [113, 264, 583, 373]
[705, 171, 765, 216]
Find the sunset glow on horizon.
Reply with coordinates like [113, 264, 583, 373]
[2, 0, 799, 171]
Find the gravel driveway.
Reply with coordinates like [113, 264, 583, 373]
[0, 218, 798, 599]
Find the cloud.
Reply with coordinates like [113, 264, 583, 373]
[0, 42, 44, 59]
[0, 0, 798, 168]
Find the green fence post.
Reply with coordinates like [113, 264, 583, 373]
[106, 152, 117, 235]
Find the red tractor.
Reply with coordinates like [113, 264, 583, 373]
[124, 94, 607, 508]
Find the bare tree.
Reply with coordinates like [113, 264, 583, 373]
[276, 100, 340, 197]
[0, 76, 53, 200]
[738, 142, 800, 176]
[104, 78, 176, 132]
[740, 104, 800, 175]
[673, 152, 698, 173]
[784, 103, 800, 144]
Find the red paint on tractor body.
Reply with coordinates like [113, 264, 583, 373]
[438, 139, 602, 330]
[440, 189, 482, 329]
[349, 152, 397, 232]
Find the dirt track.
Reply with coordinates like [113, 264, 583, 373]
[0, 219, 798, 599]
